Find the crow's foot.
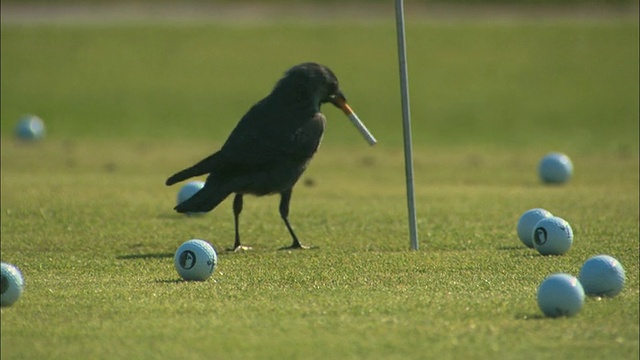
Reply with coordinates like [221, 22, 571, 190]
[278, 243, 315, 251]
[227, 245, 253, 252]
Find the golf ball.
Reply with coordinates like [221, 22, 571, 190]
[537, 273, 585, 317]
[578, 255, 626, 297]
[15, 115, 46, 141]
[177, 181, 205, 215]
[174, 239, 218, 281]
[538, 152, 573, 184]
[532, 216, 573, 255]
[517, 208, 553, 248]
[1, 262, 25, 307]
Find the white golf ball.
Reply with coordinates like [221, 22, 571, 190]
[177, 181, 205, 215]
[537, 273, 585, 317]
[15, 115, 46, 141]
[538, 152, 573, 184]
[174, 239, 218, 281]
[1, 262, 25, 307]
[532, 216, 573, 255]
[517, 208, 553, 248]
[578, 255, 626, 297]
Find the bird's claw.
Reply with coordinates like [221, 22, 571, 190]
[227, 245, 253, 252]
[278, 243, 315, 251]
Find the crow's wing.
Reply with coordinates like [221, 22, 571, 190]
[220, 98, 326, 167]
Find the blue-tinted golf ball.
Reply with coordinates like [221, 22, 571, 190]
[1, 262, 25, 307]
[517, 208, 553, 248]
[15, 115, 46, 141]
[532, 216, 573, 256]
[174, 239, 218, 281]
[579, 255, 626, 297]
[539, 153, 573, 184]
[537, 273, 584, 317]
[177, 181, 205, 215]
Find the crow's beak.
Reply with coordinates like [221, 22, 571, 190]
[330, 91, 354, 116]
[330, 91, 377, 146]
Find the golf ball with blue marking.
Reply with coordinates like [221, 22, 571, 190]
[538, 152, 573, 184]
[537, 273, 584, 317]
[1, 262, 25, 307]
[15, 115, 46, 141]
[174, 239, 217, 281]
[532, 216, 573, 255]
[517, 208, 553, 248]
[579, 255, 625, 297]
[177, 181, 205, 215]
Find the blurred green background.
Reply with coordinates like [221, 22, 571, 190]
[2, 13, 638, 153]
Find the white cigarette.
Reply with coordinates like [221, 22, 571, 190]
[347, 111, 377, 146]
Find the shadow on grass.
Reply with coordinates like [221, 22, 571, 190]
[115, 246, 320, 261]
[116, 253, 173, 260]
[155, 279, 184, 284]
[155, 278, 215, 284]
[156, 212, 209, 220]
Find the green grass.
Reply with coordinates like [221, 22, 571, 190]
[1, 17, 639, 360]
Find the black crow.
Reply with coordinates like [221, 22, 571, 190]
[166, 62, 364, 251]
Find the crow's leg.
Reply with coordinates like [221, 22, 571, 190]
[278, 189, 311, 250]
[228, 193, 252, 252]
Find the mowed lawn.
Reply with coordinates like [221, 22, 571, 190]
[1, 14, 638, 360]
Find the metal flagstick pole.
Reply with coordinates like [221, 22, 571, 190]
[395, 0, 419, 250]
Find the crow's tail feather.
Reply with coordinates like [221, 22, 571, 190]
[166, 167, 198, 186]
[174, 184, 231, 213]
[165, 152, 220, 186]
